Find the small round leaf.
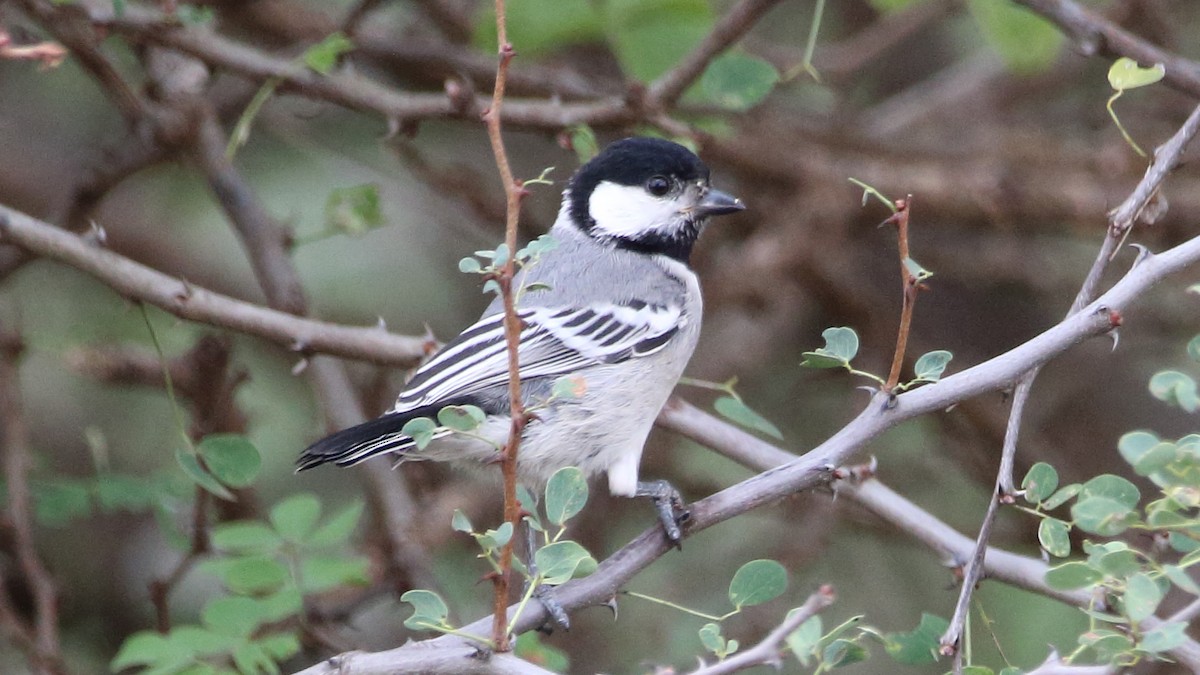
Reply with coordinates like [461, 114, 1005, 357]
[198, 434, 261, 488]
[545, 467, 589, 526]
[728, 559, 787, 609]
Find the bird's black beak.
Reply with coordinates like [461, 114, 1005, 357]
[694, 188, 745, 218]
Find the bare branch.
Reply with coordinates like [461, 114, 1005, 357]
[0, 203, 429, 365]
[689, 585, 836, 675]
[0, 332, 64, 674]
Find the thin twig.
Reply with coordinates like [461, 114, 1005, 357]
[480, 0, 525, 651]
[883, 197, 920, 392]
[689, 585, 836, 675]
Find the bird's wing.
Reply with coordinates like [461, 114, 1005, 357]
[392, 301, 683, 412]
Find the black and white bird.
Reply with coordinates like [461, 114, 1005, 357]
[298, 137, 743, 542]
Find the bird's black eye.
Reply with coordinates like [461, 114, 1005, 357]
[645, 175, 671, 197]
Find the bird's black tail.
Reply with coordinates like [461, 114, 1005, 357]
[297, 397, 488, 471]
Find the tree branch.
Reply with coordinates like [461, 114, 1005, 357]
[0, 203, 429, 365]
[689, 585, 836, 675]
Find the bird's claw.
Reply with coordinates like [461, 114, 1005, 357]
[534, 583, 571, 633]
[636, 479, 688, 548]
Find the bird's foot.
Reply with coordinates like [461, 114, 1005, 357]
[533, 583, 571, 633]
[636, 479, 688, 548]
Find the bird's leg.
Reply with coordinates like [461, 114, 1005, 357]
[635, 479, 688, 547]
[523, 519, 571, 632]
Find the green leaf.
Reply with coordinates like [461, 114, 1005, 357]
[1022, 462, 1059, 503]
[299, 555, 370, 593]
[401, 417, 438, 449]
[270, 493, 322, 543]
[568, 124, 599, 163]
[437, 404, 487, 432]
[304, 32, 354, 75]
[514, 632, 570, 672]
[459, 257, 482, 274]
[1080, 475, 1140, 509]
[176, 447, 234, 501]
[912, 350, 952, 382]
[1108, 57, 1166, 91]
[786, 614, 822, 666]
[401, 589, 450, 630]
[224, 556, 289, 594]
[1149, 370, 1200, 412]
[95, 473, 160, 511]
[33, 479, 92, 527]
[1118, 430, 1160, 465]
[325, 183, 383, 236]
[698, 622, 725, 655]
[1188, 335, 1200, 363]
[604, 0, 713, 82]
[493, 243, 510, 267]
[535, 540, 597, 585]
[728, 559, 787, 609]
[1132, 442, 1178, 477]
[232, 642, 278, 675]
[802, 326, 860, 368]
[966, 0, 1063, 73]
[168, 624, 238, 656]
[713, 396, 783, 439]
[258, 588, 303, 623]
[1096, 549, 1141, 578]
[211, 522, 283, 554]
[477, 521, 513, 552]
[885, 613, 948, 665]
[308, 500, 365, 547]
[1123, 572, 1163, 622]
[1162, 564, 1200, 595]
[1045, 561, 1103, 590]
[202, 596, 266, 637]
[545, 467, 589, 526]
[111, 631, 173, 671]
[198, 434, 261, 489]
[1038, 518, 1071, 557]
[1072, 496, 1135, 536]
[823, 638, 868, 667]
[1042, 483, 1082, 510]
[1141, 620, 1188, 654]
[699, 52, 778, 111]
[256, 632, 301, 661]
[451, 509, 474, 534]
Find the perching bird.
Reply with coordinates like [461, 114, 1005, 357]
[298, 137, 743, 543]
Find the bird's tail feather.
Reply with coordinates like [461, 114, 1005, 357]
[297, 401, 467, 471]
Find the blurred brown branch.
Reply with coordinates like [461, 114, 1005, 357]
[0, 332, 64, 674]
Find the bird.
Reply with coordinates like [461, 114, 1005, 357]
[298, 136, 744, 544]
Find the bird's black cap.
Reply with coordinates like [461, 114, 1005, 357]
[567, 137, 711, 231]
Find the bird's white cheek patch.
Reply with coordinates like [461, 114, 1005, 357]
[588, 181, 681, 239]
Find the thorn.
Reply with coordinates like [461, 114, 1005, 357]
[291, 357, 308, 376]
[1109, 328, 1120, 352]
[1129, 243, 1151, 267]
[174, 278, 193, 302]
[601, 595, 618, 620]
[384, 116, 401, 140]
[85, 220, 108, 246]
[375, 315, 388, 331]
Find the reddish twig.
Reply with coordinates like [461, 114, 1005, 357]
[883, 196, 921, 392]
[480, 0, 525, 651]
[0, 29, 66, 69]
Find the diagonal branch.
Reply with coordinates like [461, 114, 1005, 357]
[297, 223, 1200, 673]
[689, 585, 836, 675]
[0, 203, 429, 365]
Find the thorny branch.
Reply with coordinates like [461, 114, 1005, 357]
[481, 0, 526, 651]
[689, 585, 836, 675]
[938, 101, 1200, 664]
[882, 196, 923, 393]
